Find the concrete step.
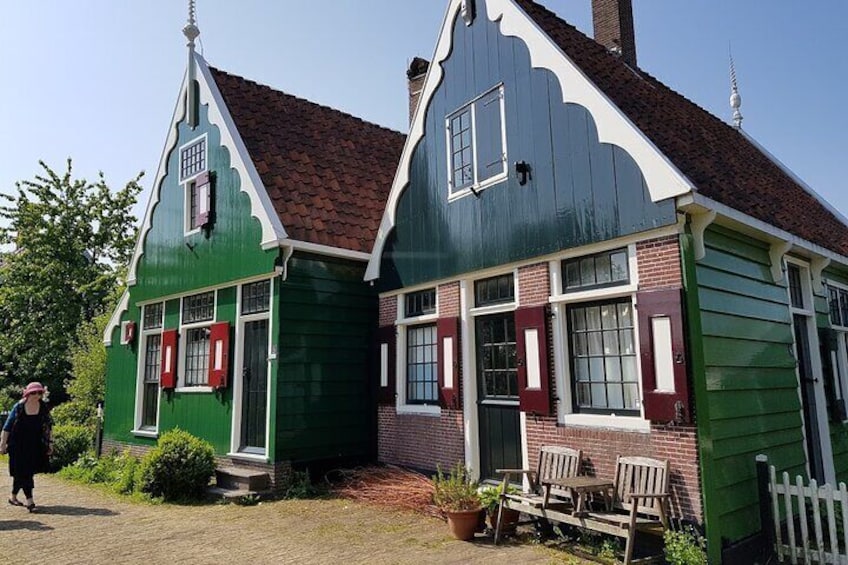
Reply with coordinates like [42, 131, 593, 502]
[207, 486, 272, 501]
[215, 466, 271, 492]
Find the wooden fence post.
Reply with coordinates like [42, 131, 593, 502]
[756, 454, 777, 562]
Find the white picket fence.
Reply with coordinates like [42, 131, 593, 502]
[767, 462, 848, 563]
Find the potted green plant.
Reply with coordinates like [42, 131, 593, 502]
[479, 484, 521, 534]
[433, 462, 483, 541]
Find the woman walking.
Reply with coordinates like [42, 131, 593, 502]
[0, 382, 53, 512]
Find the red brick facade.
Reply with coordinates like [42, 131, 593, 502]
[376, 233, 703, 523]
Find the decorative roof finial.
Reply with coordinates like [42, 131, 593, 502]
[729, 47, 743, 129]
[183, 0, 200, 48]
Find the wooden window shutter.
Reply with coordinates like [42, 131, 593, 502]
[437, 317, 460, 409]
[819, 327, 846, 422]
[196, 171, 213, 227]
[160, 329, 179, 389]
[636, 288, 690, 423]
[208, 322, 230, 389]
[515, 305, 552, 416]
[377, 325, 396, 405]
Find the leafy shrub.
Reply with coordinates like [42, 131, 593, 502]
[478, 483, 519, 513]
[50, 400, 97, 430]
[664, 526, 708, 565]
[50, 424, 92, 471]
[137, 429, 215, 502]
[432, 462, 481, 512]
[280, 469, 321, 499]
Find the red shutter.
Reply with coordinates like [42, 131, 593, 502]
[377, 325, 396, 405]
[515, 305, 552, 416]
[121, 321, 136, 345]
[196, 171, 212, 227]
[437, 317, 460, 409]
[637, 288, 690, 423]
[160, 329, 179, 389]
[207, 321, 230, 389]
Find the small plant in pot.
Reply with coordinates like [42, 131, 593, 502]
[433, 462, 483, 541]
[479, 484, 521, 534]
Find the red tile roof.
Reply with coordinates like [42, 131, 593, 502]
[516, 0, 848, 256]
[210, 67, 405, 254]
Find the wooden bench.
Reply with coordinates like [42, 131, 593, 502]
[497, 454, 670, 565]
[493, 445, 582, 543]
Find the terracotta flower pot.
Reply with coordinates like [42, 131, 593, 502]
[446, 508, 483, 541]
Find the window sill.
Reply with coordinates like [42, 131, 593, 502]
[448, 174, 508, 203]
[174, 386, 215, 393]
[396, 404, 442, 417]
[561, 413, 650, 432]
[226, 451, 268, 463]
[131, 429, 159, 439]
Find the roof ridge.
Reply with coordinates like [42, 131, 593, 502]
[208, 65, 405, 137]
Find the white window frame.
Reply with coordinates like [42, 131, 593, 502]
[177, 289, 217, 392]
[179, 133, 208, 237]
[445, 83, 508, 201]
[549, 243, 649, 431]
[396, 288, 440, 416]
[132, 302, 164, 437]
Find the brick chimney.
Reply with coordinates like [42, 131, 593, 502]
[592, 0, 637, 67]
[407, 57, 430, 125]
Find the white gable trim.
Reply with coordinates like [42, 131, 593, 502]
[103, 289, 130, 346]
[126, 54, 286, 286]
[365, 0, 694, 281]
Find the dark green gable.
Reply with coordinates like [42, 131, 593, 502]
[378, 2, 675, 291]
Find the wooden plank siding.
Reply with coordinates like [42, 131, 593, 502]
[377, 2, 676, 291]
[275, 253, 376, 464]
[694, 225, 807, 550]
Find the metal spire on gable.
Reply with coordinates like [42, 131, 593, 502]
[183, 0, 200, 128]
[729, 47, 743, 129]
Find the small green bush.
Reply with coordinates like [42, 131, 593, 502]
[664, 526, 708, 565]
[50, 401, 97, 430]
[137, 428, 215, 502]
[280, 469, 321, 499]
[432, 462, 481, 512]
[50, 424, 92, 471]
[479, 483, 519, 513]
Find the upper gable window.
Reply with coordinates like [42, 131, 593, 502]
[179, 135, 210, 235]
[446, 84, 507, 200]
[405, 289, 436, 318]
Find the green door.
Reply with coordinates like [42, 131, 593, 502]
[240, 319, 269, 453]
[476, 313, 522, 481]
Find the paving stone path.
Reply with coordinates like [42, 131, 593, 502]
[0, 464, 588, 565]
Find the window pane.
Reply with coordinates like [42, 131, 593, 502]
[596, 255, 612, 284]
[566, 262, 581, 289]
[143, 303, 164, 330]
[829, 287, 842, 326]
[405, 289, 436, 317]
[180, 138, 206, 181]
[603, 331, 619, 355]
[562, 248, 629, 292]
[788, 265, 804, 309]
[580, 258, 595, 286]
[610, 251, 629, 283]
[607, 384, 624, 410]
[475, 274, 514, 307]
[183, 291, 214, 323]
[406, 324, 438, 404]
[184, 327, 210, 386]
[586, 306, 602, 330]
[241, 280, 271, 315]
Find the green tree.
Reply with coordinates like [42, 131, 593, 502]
[0, 159, 141, 398]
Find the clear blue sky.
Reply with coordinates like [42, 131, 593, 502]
[1, 1, 846, 225]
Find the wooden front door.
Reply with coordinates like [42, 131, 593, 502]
[476, 313, 522, 481]
[240, 319, 269, 453]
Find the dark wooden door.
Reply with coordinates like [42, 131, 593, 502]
[476, 313, 522, 481]
[240, 319, 269, 452]
[794, 314, 824, 481]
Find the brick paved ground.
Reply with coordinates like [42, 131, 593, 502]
[0, 463, 589, 565]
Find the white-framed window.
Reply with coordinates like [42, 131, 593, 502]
[551, 245, 646, 429]
[397, 288, 439, 413]
[180, 290, 216, 388]
[179, 134, 208, 235]
[446, 84, 507, 200]
[826, 282, 848, 420]
[136, 302, 163, 433]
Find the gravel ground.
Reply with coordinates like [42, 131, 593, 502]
[0, 463, 591, 565]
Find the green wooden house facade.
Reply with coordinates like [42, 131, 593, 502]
[367, 0, 848, 562]
[103, 32, 403, 485]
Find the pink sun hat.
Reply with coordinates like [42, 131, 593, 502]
[22, 382, 45, 398]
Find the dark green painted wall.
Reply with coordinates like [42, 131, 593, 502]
[276, 253, 376, 463]
[378, 3, 675, 290]
[692, 224, 807, 561]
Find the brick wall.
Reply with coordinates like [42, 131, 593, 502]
[637, 235, 682, 290]
[378, 406, 465, 472]
[518, 263, 550, 306]
[379, 295, 396, 327]
[438, 282, 460, 316]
